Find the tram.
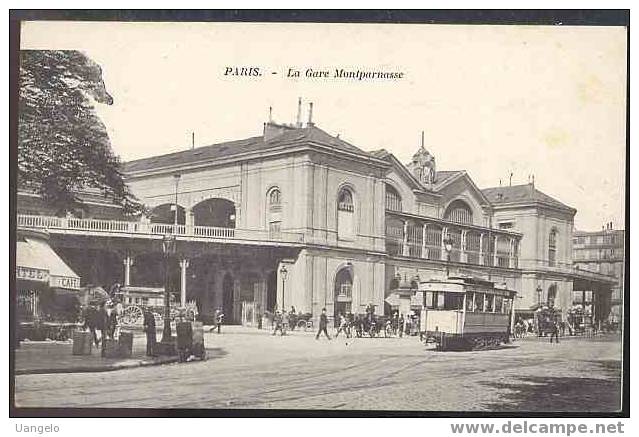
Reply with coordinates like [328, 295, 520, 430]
[420, 276, 516, 351]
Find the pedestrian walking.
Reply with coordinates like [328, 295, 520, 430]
[272, 310, 285, 336]
[315, 308, 331, 340]
[215, 308, 224, 334]
[398, 313, 404, 338]
[335, 312, 348, 338]
[143, 308, 157, 356]
[550, 320, 560, 344]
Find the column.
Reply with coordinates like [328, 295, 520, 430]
[402, 221, 410, 257]
[441, 227, 448, 261]
[422, 224, 428, 259]
[509, 238, 515, 268]
[460, 230, 468, 264]
[122, 255, 134, 287]
[493, 235, 499, 267]
[179, 258, 189, 307]
[185, 207, 194, 234]
[479, 233, 484, 266]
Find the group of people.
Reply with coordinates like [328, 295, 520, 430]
[82, 300, 121, 356]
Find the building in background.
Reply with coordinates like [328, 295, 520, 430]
[481, 184, 617, 327]
[573, 224, 625, 327]
[16, 102, 616, 328]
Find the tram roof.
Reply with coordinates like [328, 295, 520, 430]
[419, 277, 516, 296]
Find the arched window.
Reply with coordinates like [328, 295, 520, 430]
[337, 187, 355, 240]
[268, 188, 281, 208]
[548, 229, 558, 267]
[337, 188, 355, 240]
[338, 189, 354, 212]
[267, 187, 282, 238]
[444, 200, 473, 225]
[385, 184, 403, 212]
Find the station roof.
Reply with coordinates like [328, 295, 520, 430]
[123, 124, 376, 174]
[482, 184, 576, 214]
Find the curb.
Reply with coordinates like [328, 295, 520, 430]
[16, 356, 180, 375]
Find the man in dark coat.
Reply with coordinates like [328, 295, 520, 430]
[315, 308, 331, 340]
[97, 302, 109, 356]
[550, 320, 560, 344]
[143, 309, 157, 356]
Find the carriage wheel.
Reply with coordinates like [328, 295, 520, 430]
[122, 305, 144, 326]
[298, 320, 307, 331]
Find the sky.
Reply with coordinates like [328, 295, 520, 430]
[20, 21, 627, 231]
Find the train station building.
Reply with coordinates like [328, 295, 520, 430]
[16, 104, 617, 326]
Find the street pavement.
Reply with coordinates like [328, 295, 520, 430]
[13, 327, 623, 412]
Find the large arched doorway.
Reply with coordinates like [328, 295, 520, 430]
[334, 266, 353, 320]
[222, 273, 235, 323]
[192, 198, 236, 228]
[547, 284, 557, 308]
[150, 203, 186, 224]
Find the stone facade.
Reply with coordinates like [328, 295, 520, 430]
[17, 117, 615, 325]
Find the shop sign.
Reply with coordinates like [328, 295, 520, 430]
[50, 275, 80, 290]
[16, 266, 49, 283]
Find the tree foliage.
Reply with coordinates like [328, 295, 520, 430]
[18, 50, 143, 215]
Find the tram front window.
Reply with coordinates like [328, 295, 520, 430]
[474, 293, 485, 312]
[465, 292, 474, 311]
[495, 295, 503, 313]
[425, 291, 463, 310]
[486, 294, 494, 312]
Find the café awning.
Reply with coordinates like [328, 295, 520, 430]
[16, 237, 81, 290]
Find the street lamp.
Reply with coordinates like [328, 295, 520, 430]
[173, 174, 181, 229]
[162, 233, 176, 343]
[280, 265, 288, 311]
[443, 236, 454, 277]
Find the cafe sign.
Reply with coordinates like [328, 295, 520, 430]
[50, 275, 81, 290]
[16, 266, 49, 283]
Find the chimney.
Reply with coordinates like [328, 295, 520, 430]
[307, 102, 314, 126]
[296, 98, 302, 127]
[421, 131, 425, 148]
[191, 132, 195, 149]
[269, 106, 273, 123]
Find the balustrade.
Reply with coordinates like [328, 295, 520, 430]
[384, 214, 521, 269]
[17, 214, 304, 244]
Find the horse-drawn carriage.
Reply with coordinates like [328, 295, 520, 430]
[535, 306, 561, 336]
[114, 286, 197, 327]
[349, 313, 395, 338]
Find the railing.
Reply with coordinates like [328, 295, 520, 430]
[386, 238, 519, 269]
[17, 214, 304, 244]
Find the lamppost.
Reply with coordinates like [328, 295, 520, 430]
[280, 265, 288, 311]
[173, 174, 181, 229]
[162, 233, 176, 343]
[443, 236, 454, 277]
[536, 285, 542, 307]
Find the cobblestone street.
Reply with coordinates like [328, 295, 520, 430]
[13, 328, 623, 412]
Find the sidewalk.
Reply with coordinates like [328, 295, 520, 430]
[14, 332, 221, 375]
